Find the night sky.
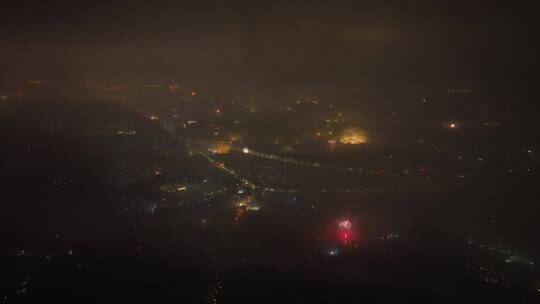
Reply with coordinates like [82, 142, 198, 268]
[1, 1, 538, 95]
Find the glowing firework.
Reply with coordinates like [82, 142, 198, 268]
[338, 220, 352, 230]
[339, 128, 368, 144]
[337, 219, 354, 246]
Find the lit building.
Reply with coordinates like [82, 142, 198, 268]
[169, 83, 180, 92]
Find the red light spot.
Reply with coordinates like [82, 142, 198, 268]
[340, 232, 350, 246]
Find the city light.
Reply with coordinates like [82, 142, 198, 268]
[3, 4, 537, 301]
[210, 142, 231, 154]
[444, 121, 460, 130]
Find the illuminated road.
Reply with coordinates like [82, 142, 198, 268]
[188, 142, 410, 194]
[191, 146, 258, 190]
[227, 145, 392, 177]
